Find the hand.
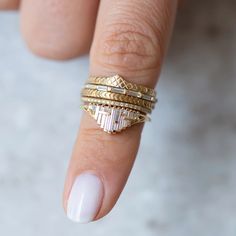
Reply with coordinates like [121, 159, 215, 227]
[1, 0, 178, 223]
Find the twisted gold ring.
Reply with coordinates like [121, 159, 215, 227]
[81, 74, 157, 134]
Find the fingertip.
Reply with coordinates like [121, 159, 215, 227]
[63, 115, 142, 223]
[20, 0, 99, 60]
[0, 0, 19, 10]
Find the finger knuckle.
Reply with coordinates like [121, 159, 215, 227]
[93, 22, 162, 73]
[21, 0, 90, 60]
[79, 125, 137, 165]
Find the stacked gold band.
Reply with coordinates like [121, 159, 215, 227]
[81, 89, 154, 110]
[81, 74, 157, 134]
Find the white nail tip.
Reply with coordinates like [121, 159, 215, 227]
[67, 173, 104, 223]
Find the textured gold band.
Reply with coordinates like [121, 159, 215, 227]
[81, 88, 154, 110]
[81, 97, 152, 114]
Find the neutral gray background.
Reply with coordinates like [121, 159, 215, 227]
[0, 0, 236, 235]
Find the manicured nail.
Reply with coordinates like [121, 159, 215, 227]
[67, 173, 104, 223]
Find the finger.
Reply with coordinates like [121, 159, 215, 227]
[20, 0, 99, 59]
[0, 0, 19, 9]
[64, 0, 177, 223]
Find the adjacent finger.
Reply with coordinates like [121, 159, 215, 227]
[20, 0, 99, 59]
[64, 0, 177, 223]
[0, 0, 19, 9]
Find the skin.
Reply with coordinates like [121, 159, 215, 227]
[0, 0, 178, 222]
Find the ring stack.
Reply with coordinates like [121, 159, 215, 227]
[81, 74, 157, 134]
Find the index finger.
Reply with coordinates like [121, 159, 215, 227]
[64, 0, 177, 223]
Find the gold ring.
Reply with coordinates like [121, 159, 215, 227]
[81, 89, 154, 110]
[81, 74, 157, 134]
[81, 97, 152, 114]
[88, 74, 156, 97]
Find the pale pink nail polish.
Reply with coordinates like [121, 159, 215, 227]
[67, 173, 104, 223]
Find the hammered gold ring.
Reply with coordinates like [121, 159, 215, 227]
[81, 74, 157, 134]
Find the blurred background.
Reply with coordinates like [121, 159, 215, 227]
[0, 0, 236, 235]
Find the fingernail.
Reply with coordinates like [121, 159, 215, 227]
[67, 173, 104, 223]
